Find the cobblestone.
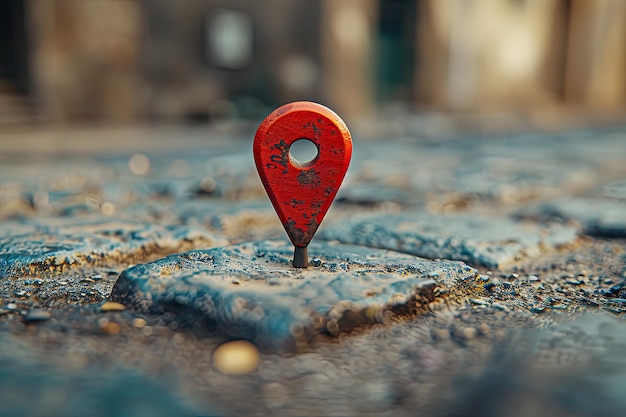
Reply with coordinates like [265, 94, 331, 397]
[320, 212, 578, 268]
[110, 239, 481, 351]
[517, 196, 626, 237]
[0, 217, 228, 276]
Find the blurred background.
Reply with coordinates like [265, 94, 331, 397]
[0, 0, 625, 131]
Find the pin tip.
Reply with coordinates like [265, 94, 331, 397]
[293, 246, 308, 268]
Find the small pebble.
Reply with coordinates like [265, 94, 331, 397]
[80, 278, 95, 284]
[213, 340, 260, 375]
[556, 287, 571, 295]
[579, 297, 599, 307]
[101, 202, 116, 216]
[91, 274, 103, 281]
[23, 309, 51, 322]
[133, 318, 147, 328]
[326, 319, 340, 336]
[199, 176, 217, 193]
[129, 153, 150, 176]
[6, 303, 18, 311]
[431, 328, 450, 341]
[462, 327, 478, 340]
[310, 258, 322, 267]
[101, 321, 121, 334]
[100, 301, 125, 312]
[531, 306, 546, 313]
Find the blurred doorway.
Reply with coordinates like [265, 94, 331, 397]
[0, 0, 29, 93]
[376, 0, 416, 104]
[0, 0, 32, 124]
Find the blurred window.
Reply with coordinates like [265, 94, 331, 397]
[205, 9, 254, 70]
[0, 0, 29, 92]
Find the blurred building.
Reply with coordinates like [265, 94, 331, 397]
[0, 0, 624, 125]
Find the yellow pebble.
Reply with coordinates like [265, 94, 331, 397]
[101, 322, 120, 335]
[100, 301, 126, 312]
[133, 318, 146, 328]
[213, 340, 260, 375]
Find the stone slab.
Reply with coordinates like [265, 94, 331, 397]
[0, 217, 228, 277]
[342, 130, 626, 209]
[335, 183, 414, 206]
[319, 212, 578, 268]
[516, 198, 626, 238]
[137, 200, 282, 241]
[110, 240, 481, 352]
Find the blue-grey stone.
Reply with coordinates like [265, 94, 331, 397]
[110, 240, 481, 352]
[0, 217, 228, 277]
[0, 337, 209, 417]
[319, 212, 578, 268]
[517, 197, 626, 237]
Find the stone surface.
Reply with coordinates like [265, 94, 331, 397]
[442, 314, 626, 417]
[319, 212, 578, 268]
[110, 240, 481, 351]
[517, 197, 626, 237]
[0, 335, 208, 417]
[1, 124, 626, 416]
[0, 217, 228, 277]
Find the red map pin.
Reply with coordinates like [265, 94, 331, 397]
[254, 101, 352, 268]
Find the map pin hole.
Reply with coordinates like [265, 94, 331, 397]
[289, 138, 319, 169]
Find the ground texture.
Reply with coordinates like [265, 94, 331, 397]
[0, 123, 625, 416]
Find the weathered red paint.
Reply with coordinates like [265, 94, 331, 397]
[254, 101, 352, 248]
